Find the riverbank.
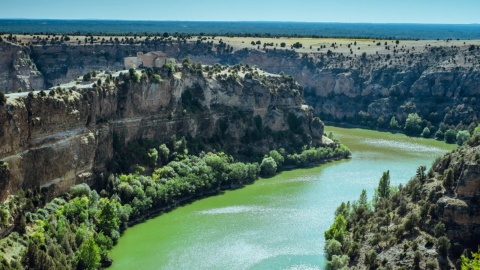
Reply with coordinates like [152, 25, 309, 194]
[108, 126, 455, 270]
[0, 140, 350, 269]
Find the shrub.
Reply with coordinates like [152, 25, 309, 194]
[437, 236, 450, 257]
[434, 222, 446, 237]
[364, 251, 378, 269]
[325, 239, 342, 260]
[260, 157, 277, 177]
[404, 113, 423, 136]
[456, 130, 470, 145]
[69, 184, 92, 198]
[444, 129, 457, 144]
[329, 254, 349, 270]
[435, 130, 444, 140]
[443, 168, 454, 188]
[421, 127, 430, 138]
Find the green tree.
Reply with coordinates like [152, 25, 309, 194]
[325, 214, 347, 243]
[325, 239, 343, 260]
[461, 246, 480, 270]
[260, 157, 277, 177]
[358, 189, 368, 209]
[96, 198, 120, 240]
[75, 236, 100, 270]
[444, 129, 457, 144]
[329, 254, 349, 270]
[389, 116, 400, 129]
[421, 127, 431, 138]
[437, 236, 450, 257]
[435, 130, 444, 140]
[377, 171, 391, 199]
[268, 150, 284, 167]
[443, 168, 454, 188]
[456, 130, 470, 145]
[434, 222, 446, 237]
[404, 113, 423, 136]
[158, 144, 170, 164]
[416, 165, 426, 183]
[0, 207, 10, 226]
[147, 148, 158, 167]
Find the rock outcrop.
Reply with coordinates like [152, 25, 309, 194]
[3, 40, 476, 135]
[0, 67, 323, 201]
[0, 42, 43, 93]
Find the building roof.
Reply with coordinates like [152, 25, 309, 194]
[146, 51, 167, 57]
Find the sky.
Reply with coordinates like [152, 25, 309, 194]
[1, 0, 479, 24]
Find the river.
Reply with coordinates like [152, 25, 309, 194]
[109, 126, 456, 270]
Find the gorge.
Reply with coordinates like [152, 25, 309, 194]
[0, 34, 480, 269]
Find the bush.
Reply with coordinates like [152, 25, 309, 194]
[435, 130, 444, 140]
[444, 129, 457, 144]
[434, 222, 446, 237]
[260, 157, 277, 177]
[329, 254, 349, 270]
[69, 184, 92, 198]
[421, 127, 430, 138]
[325, 239, 342, 260]
[364, 250, 378, 269]
[437, 236, 450, 257]
[404, 113, 423, 136]
[456, 130, 470, 145]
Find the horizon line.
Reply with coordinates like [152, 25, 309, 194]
[0, 18, 479, 25]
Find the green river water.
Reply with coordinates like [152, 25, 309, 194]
[109, 126, 456, 270]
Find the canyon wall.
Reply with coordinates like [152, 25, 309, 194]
[2, 40, 476, 134]
[0, 67, 322, 200]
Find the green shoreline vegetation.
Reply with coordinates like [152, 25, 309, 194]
[0, 135, 350, 269]
[324, 131, 480, 270]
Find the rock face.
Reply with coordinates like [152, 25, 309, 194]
[2, 40, 475, 134]
[433, 144, 480, 246]
[0, 68, 322, 200]
[0, 42, 44, 93]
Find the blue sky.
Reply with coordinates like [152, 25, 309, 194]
[1, 0, 479, 24]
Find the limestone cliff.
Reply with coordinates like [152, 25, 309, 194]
[6, 40, 478, 135]
[0, 42, 43, 93]
[0, 66, 323, 201]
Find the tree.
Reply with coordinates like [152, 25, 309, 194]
[260, 157, 277, 177]
[443, 168, 454, 188]
[435, 130, 444, 140]
[147, 148, 158, 167]
[404, 113, 423, 136]
[96, 198, 120, 240]
[437, 236, 450, 257]
[461, 246, 480, 270]
[389, 116, 400, 129]
[416, 165, 426, 183]
[421, 127, 431, 138]
[158, 144, 170, 164]
[377, 171, 390, 199]
[444, 129, 457, 144]
[456, 130, 470, 145]
[358, 189, 368, 209]
[268, 150, 284, 167]
[325, 214, 347, 243]
[325, 239, 342, 260]
[329, 254, 349, 270]
[75, 236, 100, 270]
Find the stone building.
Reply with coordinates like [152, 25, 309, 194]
[124, 51, 176, 69]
